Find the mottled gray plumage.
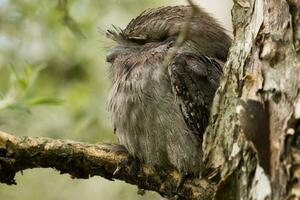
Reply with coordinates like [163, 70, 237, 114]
[106, 6, 231, 175]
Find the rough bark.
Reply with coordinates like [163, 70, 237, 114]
[1, 1, 300, 200]
[0, 131, 215, 200]
[203, 0, 300, 199]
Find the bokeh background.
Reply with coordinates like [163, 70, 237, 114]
[0, 0, 232, 199]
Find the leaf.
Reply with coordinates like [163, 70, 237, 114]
[8, 103, 32, 114]
[9, 65, 29, 91]
[9, 63, 45, 91]
[28, 97, 64, 106]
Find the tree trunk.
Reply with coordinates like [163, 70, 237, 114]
[1, 1, 300, 200]
[203, 0, 300, 199]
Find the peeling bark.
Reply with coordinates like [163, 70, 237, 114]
[203, 0, 300, 199]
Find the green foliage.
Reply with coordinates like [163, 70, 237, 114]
[0, 63, 63, 113]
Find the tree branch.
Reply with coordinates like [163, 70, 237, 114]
[0, 131, 215, 200]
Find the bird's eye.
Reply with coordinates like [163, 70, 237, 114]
[127, 36, 147, 45]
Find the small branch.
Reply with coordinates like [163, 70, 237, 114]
[57, 0, 86, 39]
[161, 0, 197, 73]
[0, 131, 215, 200]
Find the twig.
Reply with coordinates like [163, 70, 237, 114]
[57, 0, 86, 39]
[160, 0, 200, 79]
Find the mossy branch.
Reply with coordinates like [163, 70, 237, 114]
[0, 131, 215, 200]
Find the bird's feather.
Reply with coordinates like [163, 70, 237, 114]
[169, 52, 223, 139]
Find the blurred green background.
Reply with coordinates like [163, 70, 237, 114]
[0, 0, 232, 199]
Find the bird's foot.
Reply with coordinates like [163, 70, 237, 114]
[176, 172, 192, 194]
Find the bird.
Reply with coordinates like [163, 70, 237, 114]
[106, 5, 231, 177]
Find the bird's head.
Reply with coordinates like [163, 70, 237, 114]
[106, 6, 231, 81]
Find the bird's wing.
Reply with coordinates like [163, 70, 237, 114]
[168, 52, 223, 138]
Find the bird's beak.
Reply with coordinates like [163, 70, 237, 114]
[106, 46, 124, 63]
